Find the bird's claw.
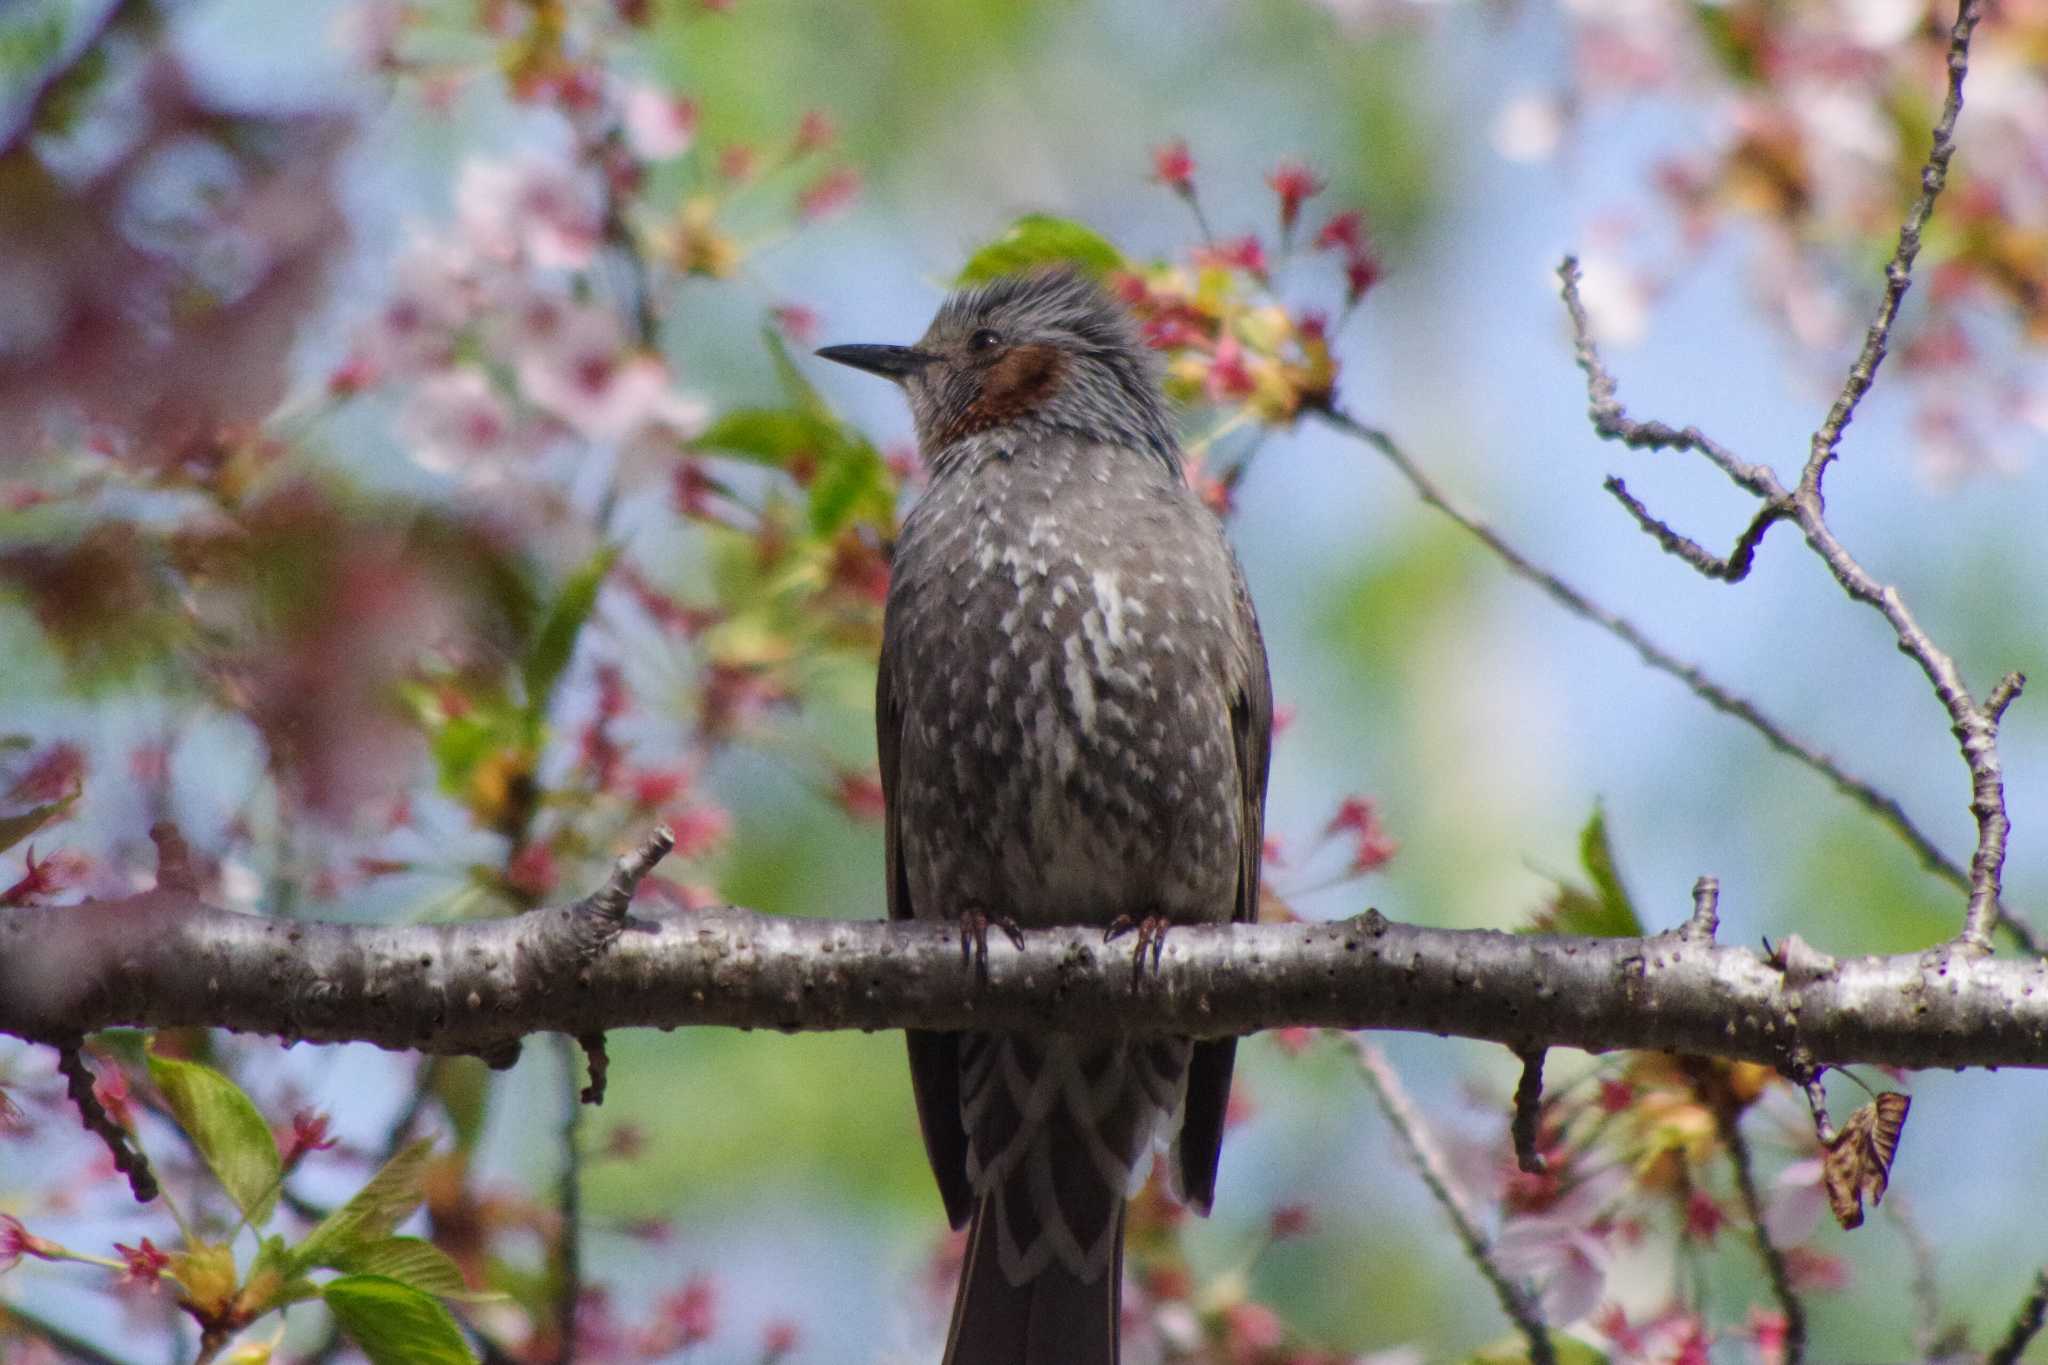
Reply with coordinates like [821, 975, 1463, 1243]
[1104, 914, 1171, 989]
[959, 908, 1024, 983]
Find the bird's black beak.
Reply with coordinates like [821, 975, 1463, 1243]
[815, 343, 939, 381]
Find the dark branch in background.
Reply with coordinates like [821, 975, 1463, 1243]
[12, 834, 2048, 1074]
[552, 1034, 586, 1365]
[1987, 1269, 2048, 1365]
[55, 1042, 156, 1203]
[1305, 401, 2028, 950]
[1510, 1050, 1547, 1176]
[1555, 0, 2026, 956]
[1350, 1037, 1555, 1365]
[1886, 1195, 1946, 1360]
[1715, 1093, 1807, 1363]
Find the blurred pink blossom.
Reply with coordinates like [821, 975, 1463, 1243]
[457, 157, 604, 270]
[400, 369, 529, 480]
[622, 85, 699, 161]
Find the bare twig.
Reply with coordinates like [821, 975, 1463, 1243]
[1798, 1072, 1836, 1146]
[1602, 476, 1785, 583]
[579, 826, 676, 926]
[1306, 402, 2032, 948]
[1681, 875, 1721, 944]
[551, 1034, 586, 1365]
[1802, 0, 1984, 500]
[1718, 1099, 1807, 1362]
[1349, 1037, 1555, 1365]
[1555, 5, 2028, 960]
[1884, 1193, 1945, 1359]
[54, 1043, 155, 1204]
[1510, 1049, 1548, 1175]
[1986, 1268, 2048, 1365]
[577, 1033, 610, 1106]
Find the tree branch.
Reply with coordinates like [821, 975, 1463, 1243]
[1802, 0, 1983, 501]
[1351, 1037, 1555, 1365]
[1552, 0, 2023, 956]
[1307, 401, 2026, 951]
[9, 862, 2048, 1071]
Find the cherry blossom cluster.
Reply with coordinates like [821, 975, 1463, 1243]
[1476, 0, 2048, 484]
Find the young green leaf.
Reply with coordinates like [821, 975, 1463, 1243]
[323, 1275, 478, 1365]
[291, 1139, 434, 1273]
[0, 795, 73, 855]
[1521, 806, 1643, 938]
[697, 407, 838, 467]
[957, 215, 1123, 285]
[522, 544, 620, 714]
[1576, 806, 1643, 937]
[145, 1049, 283, 1226]
[807, 441, 892, 537]
[763, 324, 832, 417]
[330, 1236, 494, 1302]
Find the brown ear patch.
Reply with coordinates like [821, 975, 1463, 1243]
[940, 344, 1067, 446]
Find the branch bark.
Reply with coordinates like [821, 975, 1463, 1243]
[7, 863, 2048, 1072]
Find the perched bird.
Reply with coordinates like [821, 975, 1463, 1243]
[819, 266, 1272, 1365]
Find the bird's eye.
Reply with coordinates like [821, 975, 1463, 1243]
[968, 328, 1002, 353]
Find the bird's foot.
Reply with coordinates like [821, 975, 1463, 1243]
[959, 908, 1025, 983]
[1104, 914, 1172, 988]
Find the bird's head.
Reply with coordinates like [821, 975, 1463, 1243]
[817, 266, 1176, 469]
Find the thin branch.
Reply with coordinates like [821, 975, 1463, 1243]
[1602, 476, 1786, 583]
[1681, 875, 1721, 944]
[551, 1034, 586, 1365]
[1558, 128, 2029, 956]
[1799, 1072, 1836, 1146]
[1989, 671, 2027, 724]
[1718, 1098, 1808, 1363]
[1308, 401, 2034, 949]
[1987, 1269, 2048, 1365]
[54, 1043, 156, 1204]
[1802, 0, 1984, 500]
[1884, 1193, 1945, 1360]
[1349, 1036, 1555, 1365]
[577, 1033, 610, 1106]
[17, 877, 2048, 1070]
[1510, 1049, 1548, 1175]
[1557, 263, 1782, 500]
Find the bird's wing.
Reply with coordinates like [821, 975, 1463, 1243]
[881, 650, 976, 1229]
[1175, 557, 1273, 1213]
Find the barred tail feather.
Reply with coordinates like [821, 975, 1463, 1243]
[943, 1192, 1124, 1365]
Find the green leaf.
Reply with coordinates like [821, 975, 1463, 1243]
[245, 1235, 320, 1311]
[698, 408, 839, 466]
[323, 1276, 478, 1365]
[1576, 806, 1643, 937]
[292, 1140, 434, 1273]
[331, 1237, 496, 1302]
[522, 544, 619, 713]
[956, 214, 1123, 285]
[763, 325, 831, 418]
[1522, 806, 1642, 938]
[807, 441, 892, 537]
[0, 795, 71, 855]
[146, 1049, 283, 1227]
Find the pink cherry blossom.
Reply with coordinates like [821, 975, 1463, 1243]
[457, 156, 604, 270]
[622, 84, 699, 161]
[399, 368, 528, 480]
[514, 306, 706, 442]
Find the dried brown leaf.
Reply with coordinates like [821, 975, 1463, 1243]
[1821, 1091, 1909, 1229]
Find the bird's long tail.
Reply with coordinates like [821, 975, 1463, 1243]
[942, 1192, 1124, 1365]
